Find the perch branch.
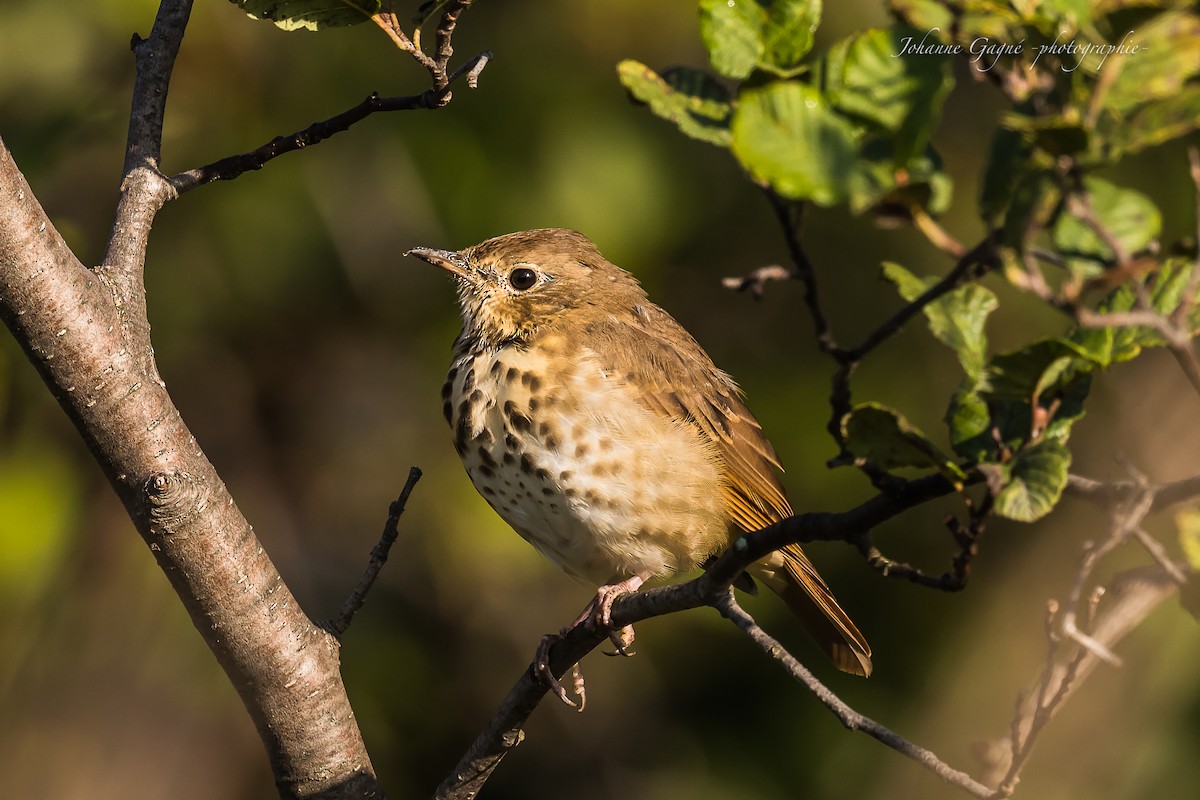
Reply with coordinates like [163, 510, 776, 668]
[437, 471, 975, 799]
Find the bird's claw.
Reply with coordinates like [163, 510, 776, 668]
[532, 632, 586, 711]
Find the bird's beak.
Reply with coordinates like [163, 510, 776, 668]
[405, 246, 475, 283]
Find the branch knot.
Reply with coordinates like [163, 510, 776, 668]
[143, 469, 209, 536]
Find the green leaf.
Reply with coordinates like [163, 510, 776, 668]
[1102, 11, 1200, 113]
[1100, 85, 1200, 158]
[882, 262, 997, 380]
[731, 81, 857, 205]
[230, 0, 380, 30]
[1003, 113, 1090, 158]
[818, 26, 954, 164]
[889, 0, 953, 32]
[1052, 177, 1161, 279]
[979, 127, 1031, 223]
[983, 338, 1097, 401]
[841, 402, 964, 479]
[990, 440, 1071, 522]
[950, 338, 1095, 462]
[946, 382, 995, 462]
[848, 141, 952, 214]
[699, 0, 822, 79]
[617, 61, 732, 147]
[1085, 258, 1200, 359]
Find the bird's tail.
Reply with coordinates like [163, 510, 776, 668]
[747, 545, 873, 677]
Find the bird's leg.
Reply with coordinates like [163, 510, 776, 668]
[530, 573, 649, 709]
[573, 573, 648, 656]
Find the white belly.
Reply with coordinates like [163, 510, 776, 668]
[447, 344, 729, 585]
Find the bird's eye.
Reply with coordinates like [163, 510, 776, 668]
[508, 267, 538, 291]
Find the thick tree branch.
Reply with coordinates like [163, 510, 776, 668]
[0, 1, 398, 795]
[1, 145, 381, 800]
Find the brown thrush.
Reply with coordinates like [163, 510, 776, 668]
[407, 229, 872, 691]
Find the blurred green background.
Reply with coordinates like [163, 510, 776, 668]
[1, 1, 1199, 798]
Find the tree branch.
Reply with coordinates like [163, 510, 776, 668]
[168, 51, 492, 194]
[436, 471, 971, 799]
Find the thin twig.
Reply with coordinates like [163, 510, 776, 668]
[978, 564, 1184, 791]
[169, 50, 491, 193]
[842, 232, 999, 363]
[762, 190, 840, 355]
[713, 590, 995, 799]
[327, 467, 423, 637]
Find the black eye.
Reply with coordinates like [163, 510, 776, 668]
[509, 267, 538, 290]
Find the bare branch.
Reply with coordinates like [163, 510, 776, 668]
[977, 564, 1184, 791]
[328, 466, 423, 637]
[170, 49, 492, 193]
[713, 590, 995, 799]
[1066, 472, 1200, 513]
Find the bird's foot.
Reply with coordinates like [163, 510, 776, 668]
[574, 574, 647, 656]
[532, 632, 586, 711]
[531, 575, 649, 709]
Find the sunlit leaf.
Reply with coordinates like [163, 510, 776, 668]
[990, 440, 1071, 522]
[818, 25, 954, 164]
[731, 81, 856, 205]
[1101, 11, 1200, 113]
[617, 61, 732, 147]
[230, 0, 380, 31]
[882, 262, 997, 380]
[1052, 177, 1161, 279]
[699, 0, 822, 79]
[1101, 86, 1200, 158]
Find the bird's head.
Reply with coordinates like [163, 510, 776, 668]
[407, 228, 647, 348]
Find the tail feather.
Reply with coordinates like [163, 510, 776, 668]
[747, 545, 873, 677]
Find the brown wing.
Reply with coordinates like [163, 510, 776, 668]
[582, 304, 791, 531]
[582, 304, 872, 676]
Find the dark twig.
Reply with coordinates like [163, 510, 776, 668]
[327, 467, 422, 637]
[840, 231, 999, 364]
[851, 492, 989, 591]
[761, 191, 840, 354]
[169, 50, 491, 193]
[713, 590, 994, 799]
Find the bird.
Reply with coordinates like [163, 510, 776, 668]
[407, 228, 871, 700]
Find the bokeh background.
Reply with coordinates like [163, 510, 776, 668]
[1, 1, 1199, 798]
